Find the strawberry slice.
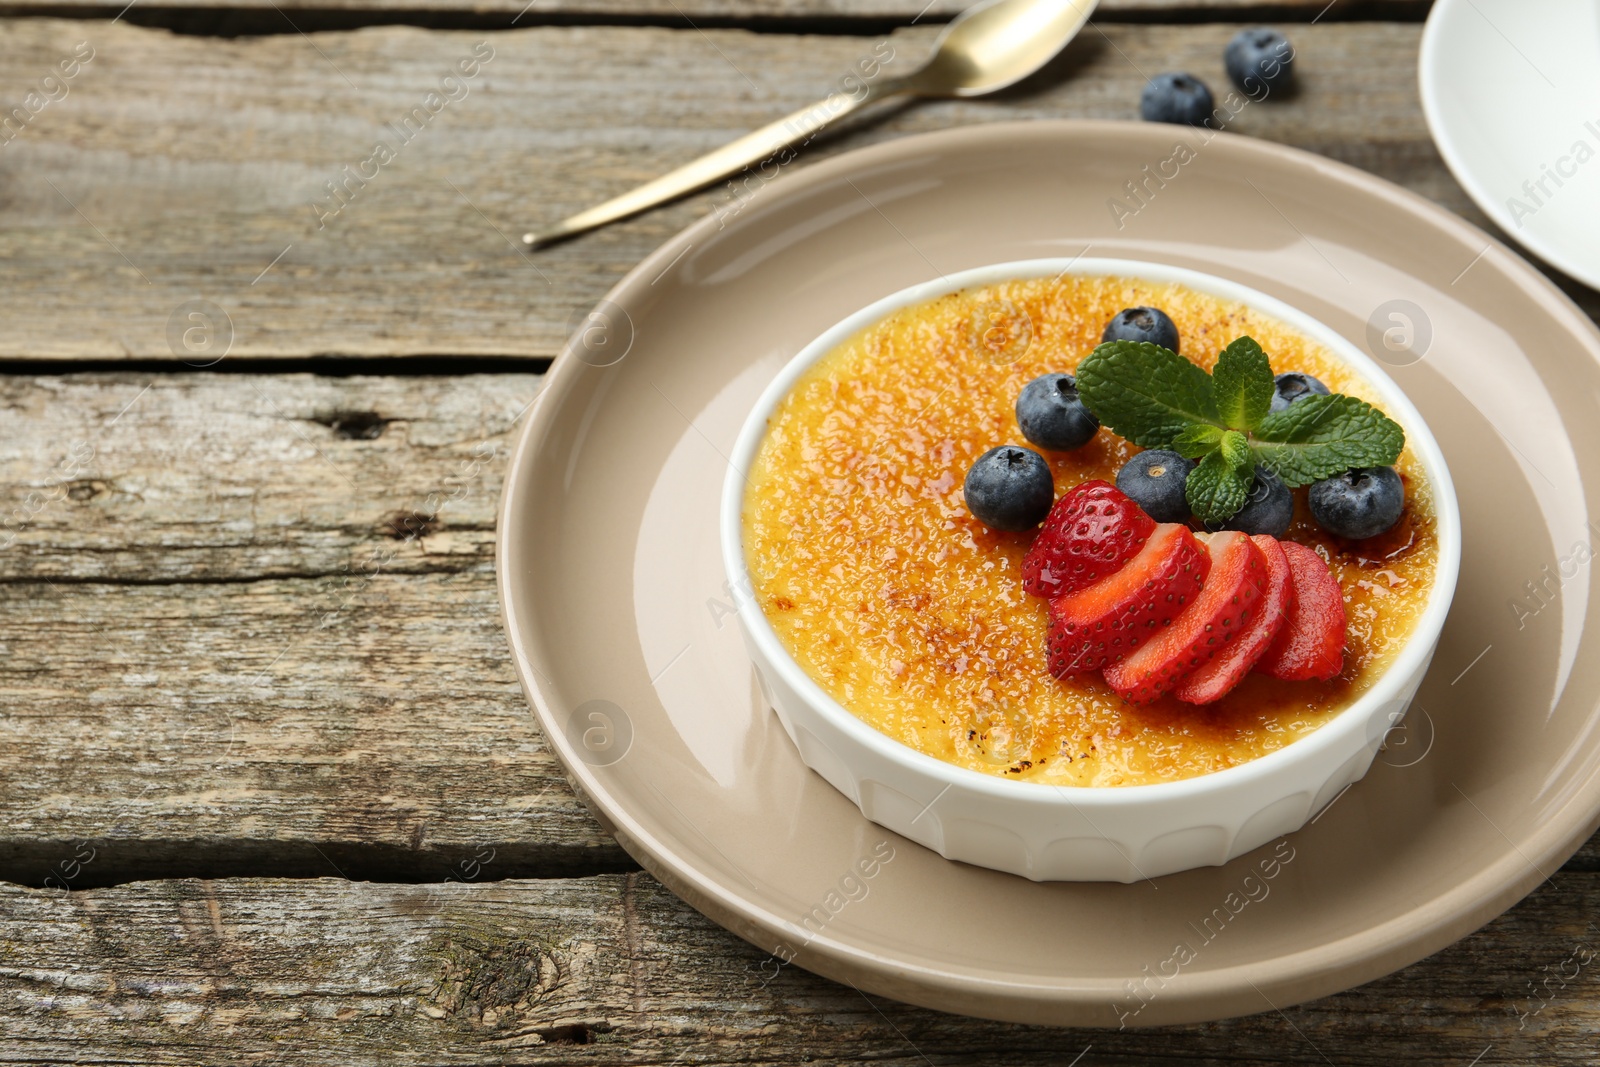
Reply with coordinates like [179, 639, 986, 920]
[1046, 523, 1210, 676]
[1023, 480, 1156, 599]
[1254, 541, 1347, 681]
[1103, 531, 1268, 704]
[1172, 535, 1295, 704]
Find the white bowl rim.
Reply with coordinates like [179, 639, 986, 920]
[720, 256, 1462, 809]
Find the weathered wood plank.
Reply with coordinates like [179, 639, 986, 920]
[0, 372, 651, 884]
[1, 871, 1597, 1063]
[0, 373, 529, 582]
[0, 18, 1562, 363]
[0, 568, 638, 884]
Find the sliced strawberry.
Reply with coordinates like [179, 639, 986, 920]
[1023, 480, 1156, 599]
[1046, 523, 1210, 676]
[1104, 532, 1268, 705]
[1254, 541, 1346, 681]
[1173, 534, 1295, 704]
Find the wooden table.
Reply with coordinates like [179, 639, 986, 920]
[3, 0, 1597, 1060]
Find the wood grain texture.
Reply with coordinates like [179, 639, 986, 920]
[0, 373, 527, 582]
[0, 373, 642, 884]
[2, 871, 1598, 1064]
[0, 567, 644, 885]
[3, 17, 1579, 363]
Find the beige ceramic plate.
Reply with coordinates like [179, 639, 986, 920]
[499, 121, 1600, 1026]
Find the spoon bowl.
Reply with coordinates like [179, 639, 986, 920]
[908, 0, 1096, 97]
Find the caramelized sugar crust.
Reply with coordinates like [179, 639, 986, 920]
[743, 276, 1439, 787]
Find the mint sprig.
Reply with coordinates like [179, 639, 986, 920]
[1076, 334, 1404, 524]
[1072, 341, 1221, 448]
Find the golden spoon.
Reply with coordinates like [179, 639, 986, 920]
[523, 0, 1098, 249]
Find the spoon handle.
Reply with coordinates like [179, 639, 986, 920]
[523, 78, 907, 249]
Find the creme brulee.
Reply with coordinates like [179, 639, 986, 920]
[742, 274, 1438, 787]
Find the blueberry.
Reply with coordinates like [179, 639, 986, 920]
[1225, 27, 1295, 96]
[1016, 373, 1100, 452]
[1101, 307, 1181, 353]
[1210, 467, 1293, 538]
[964, 445, 1054, 531]
[1139, 72, 1215, 128]
[1269, 371, 1330, 413]
[1308, 466, 1405, 539]
[1115, 449, 1194, 523]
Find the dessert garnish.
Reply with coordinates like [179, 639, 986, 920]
[1269, 370, 1329, 412]
[1022, 479, 1154, 598]
[1044, 515, 1207, 676]
[1308, 466, 1406, 540]
[1103, 529, 1268, 703]
[1251, 541, 1347, 681]
[1113, 448, 1194, 523]
[1075, 332, 1405, 530]
[961, 444, 1054, 531]
[957, 310, 1409, 704]
[1208, 466, 1293, 539]
[1172, 534, 1294, 703]
[1101, 306, 1181, 351]
[1030, 482, 1346, 704]
[1016, 372, 1100, 451]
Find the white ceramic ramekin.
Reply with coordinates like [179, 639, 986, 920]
[721, 258, 1461, 883]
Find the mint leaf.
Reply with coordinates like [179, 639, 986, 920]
[1252, 394, 1405, 487]
[1172, 424, 1225, 459]
[1185, 431, 1255, 524]
[1076, 341, 1222, 449]
[1219, 429, 1253, 474]
[1212, 336, 1275, 432]
[1080, 332, 1405, 495]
